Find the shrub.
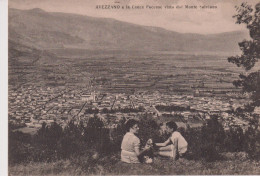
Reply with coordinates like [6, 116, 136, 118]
[244, 125, 260, 159]
[57, 120, 86, 159]
[9, 131, 32, 164]
[107, 117, 126, 152]
[9, 112, 260, 166]
[181, 127, 202, 160]
[84, 115, 110, 153]
[224, 126, 245, 152]
[31, 122, 63, 161]
[138, 115, 161, 146]
[200, 115, 225, 161]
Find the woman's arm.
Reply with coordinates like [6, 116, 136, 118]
[132, 137, 150, 157]
[134, 145, 150, 157]
[155, 138, 171, 147]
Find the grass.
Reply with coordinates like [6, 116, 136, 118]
[9, 152, 260, 175]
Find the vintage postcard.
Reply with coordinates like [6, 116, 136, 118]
[7, 0, 260, 175]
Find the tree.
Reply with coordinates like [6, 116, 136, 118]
[228, 2, 260, 112]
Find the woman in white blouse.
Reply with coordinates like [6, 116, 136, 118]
[121, 119, 150, 163]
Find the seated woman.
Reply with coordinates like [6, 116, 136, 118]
[121, 119, 150, 163]
[155, 121, 188, 160]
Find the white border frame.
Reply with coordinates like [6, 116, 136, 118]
[0, 0, 8, 175]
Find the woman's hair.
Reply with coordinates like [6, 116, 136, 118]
[166, 121, 178, 131]
[125, 119, 139, 132]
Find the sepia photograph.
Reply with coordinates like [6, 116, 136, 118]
[5, 0, 260, 175]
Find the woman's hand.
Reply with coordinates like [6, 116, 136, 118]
[144, 145, 151, 150]
[144, 138, 153, 150]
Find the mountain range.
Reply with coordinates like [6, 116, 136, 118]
[9, 8, 250, 53]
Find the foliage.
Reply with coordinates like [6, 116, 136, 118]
[9, 131, 32, 164]
[84, 108, 99, 114]
[84, 116, 111, 153]
[226, 3, 260, 161]
[181, 126, 202, 160]
[101, 106, 145, 114]
[227, 2, 260, 110]
[9, 114, 260, 166]
[107, 117, 126, 152]
[9, 117, 112, 164]
[58, 120, 86, 158]
[188, 116, 226, 161]
[224, 126, 245, 152]
[244, 125, 260, 159]
[155, 104, 192, 112]
[137, 115, 162, 146]
[31, 122, 63, 161]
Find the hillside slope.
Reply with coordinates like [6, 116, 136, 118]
[9, 8, 250, 53]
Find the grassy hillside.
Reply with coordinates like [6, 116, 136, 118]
[9, 153, 260, 175]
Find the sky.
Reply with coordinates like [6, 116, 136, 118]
[8, 0, 259, 34]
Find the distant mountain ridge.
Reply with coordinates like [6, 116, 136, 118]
[9, 8, 250, 53]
